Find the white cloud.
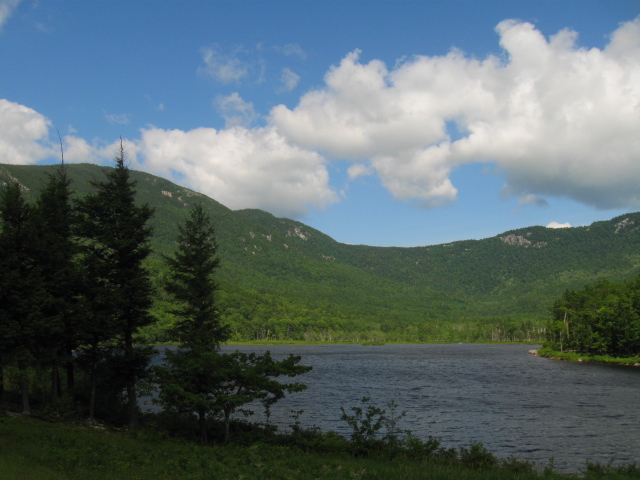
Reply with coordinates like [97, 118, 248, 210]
[279, 68, 300, 92]
[547, 221, 572, 229]
[61, 135, 101, 164]
[214, 92, 259, 128]
[271, 18, 640, 210]
[0, 99, 115, 166]
[133, 125, 338, 217]
[0, 98, 53, 164]
[104, 112, 130, 125]
[3, 18, 639, 222]
[277, 43, 307, 59]
[199, 45, 248, 84]
[372, 144, 457, 207]
[347, 163, 373, 179]
[0, 0, 20, 32]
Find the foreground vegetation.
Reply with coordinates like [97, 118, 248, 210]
[2, 414, 640, 480]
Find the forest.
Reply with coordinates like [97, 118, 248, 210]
[544, 276, 640, 357]
[0, 150, 311, 439]
[2, 162, 640, 347]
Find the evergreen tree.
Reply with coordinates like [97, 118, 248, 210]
[155, 204, 311, 443]
[208, 350, 311, 443]
[163, 203, 230, 347]
[33, 162, 82, 397]
[75, 141, 155, 427]
[155, 203, 229, 443]
[0, 182, 45, 414]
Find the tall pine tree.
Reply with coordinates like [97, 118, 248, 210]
[163, 203, 229, 348]
[155, 203, 229, 442]
[34, 162, 82, 398]
[75, 141, 155, 428]
[155, 204, 310, 443]
[0, 182, 45, 414]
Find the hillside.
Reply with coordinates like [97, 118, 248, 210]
[2, 163, 640, 342]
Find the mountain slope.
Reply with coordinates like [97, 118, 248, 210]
[2, 163, 640, 340]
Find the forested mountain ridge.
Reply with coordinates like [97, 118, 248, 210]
[2, 163, 640, 342]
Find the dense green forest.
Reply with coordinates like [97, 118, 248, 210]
[2, 162, 640, 344]
[544, 276, 640, 357]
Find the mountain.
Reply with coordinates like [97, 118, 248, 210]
[2, 163, 640, 342]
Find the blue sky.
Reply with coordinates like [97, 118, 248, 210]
[1, 1, 639, 247]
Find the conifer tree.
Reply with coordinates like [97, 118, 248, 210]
[163, 203, 229, 348]
[155, 203, 229, 442]
[34, 162, 82, 397]
[155, 204, 310, 443]
[75, 141, 155, 427]
[0, 182, 45, 414]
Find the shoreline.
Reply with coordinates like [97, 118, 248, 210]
[531, 348, 640, 367]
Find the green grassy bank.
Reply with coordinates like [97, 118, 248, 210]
[536, 348, 640, 366]
[1, 415, 639, 480]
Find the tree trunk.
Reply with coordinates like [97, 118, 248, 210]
[65, 348, 75, 394]
[89, 364, 96, 422]
[224, 408, 231, 443]
[124, 331, 139, 429]
[0, 355, 4, 405]
[51, 362, 60, 400]
[18, 360, 30, 415]
[198, 406, 208, 444]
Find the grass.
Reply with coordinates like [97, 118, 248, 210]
[1, 414, 639, 480]
[537, 348, 640, 366]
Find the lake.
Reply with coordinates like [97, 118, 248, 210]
[149, 343, 640, 473]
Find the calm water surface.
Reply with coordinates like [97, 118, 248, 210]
[153, 344, 640, 472]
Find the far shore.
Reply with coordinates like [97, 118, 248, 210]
[148, 340, 543, 347]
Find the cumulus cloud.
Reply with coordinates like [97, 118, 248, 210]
[279, 68, 300, 92]
[61, 135, 107, 164]
[0, 0, 20, 32]
[0, 99, 53, 164]
[214, 92, 259, 128]
[133, 125, 338, 217]
[3, 18, 639, 222]
[547, 221, 572, 229]
[199, 45, 248, 83]
[271, 17, 640, 210]
[0, 98, 335, 217]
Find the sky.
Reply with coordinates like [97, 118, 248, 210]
[0, 0, 639, 247]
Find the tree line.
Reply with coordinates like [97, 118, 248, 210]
[0, 144, 310, 439]
[544, 276, 640, 356]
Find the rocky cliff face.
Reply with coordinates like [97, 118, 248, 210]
[615, 217, 637, 233]
[500, 233, 547, 248]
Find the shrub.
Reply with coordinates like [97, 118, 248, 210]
[459, 441, 498, 470]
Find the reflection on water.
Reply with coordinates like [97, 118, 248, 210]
[151, 344, 640, 472]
